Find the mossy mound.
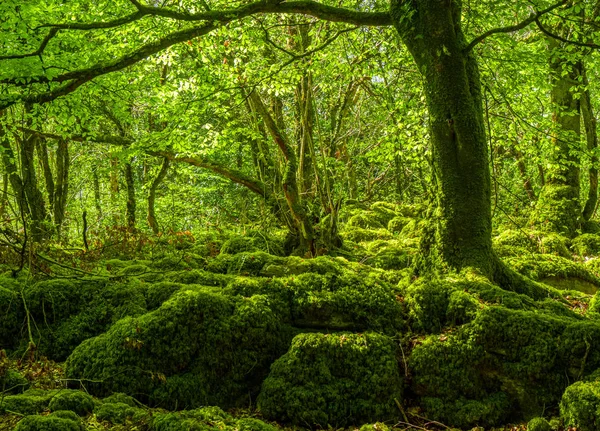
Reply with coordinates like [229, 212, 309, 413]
[0, 389, 59, 415]
[151, 406, 276, 431]
[527, 417, 552, 431]
[95, 402, 145, 424]
[101, 393, 137, 407]
[342, 227, 393, 243]
[530, 184, 581, 237]
[65, 288, 293, 409]
[347, 212, 385, 230]
[505, 254, 600, 293]
[0, 275, 24, 350]
[410, 304, 600, 428]
[14, 411, 83, 431]
[1, 369, 30, 394]
[560, 380, 600, 431]
[572, 233, 600, 257]
[48, 390, 94, 416]
[258, 332, 403, 427]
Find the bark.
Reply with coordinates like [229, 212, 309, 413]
[147, 157, 170, 234]
[36, 139, 55, 215]
[53, 139, 69, 234]
[391, 0, 493, 275]
[582, 67, 598, 221]
[125, 162, 136, 231]
[510, 146, 536, 201]
[531, 31, 582, 236]
[93, 169, 102, 221]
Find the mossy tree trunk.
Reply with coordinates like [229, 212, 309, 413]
[391, 0, 493, 276]
[531, 34, 582, 237]
[124, 162, 136, 231]
[582, 67, 598, 221]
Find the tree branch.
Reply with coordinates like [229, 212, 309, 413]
[0, 28, 59, 60]
[465, 0, 568, 53]
[535, 17, 600, 49]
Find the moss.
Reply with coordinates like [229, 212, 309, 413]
[1, 369, 30, 394]
[572, 234, 600, 257]
[583, 220, 600, 234]
[221, 236, 261, 254]
[342, 227, 393, 243]
[145, 282, 185, 310]
[493, 229, 537, 251]
[347, 212, 385, 229]
[65, 288, 293, 409]
[410, 304, 600, 428]
[205, 252, 278, 276]
[0, 389, 59, 415]
[48, 390, 94, 416]
[152, 406, 233, 431]
[527, 417, 552, 431]
[25, 279, 86, 324]
[13, 412, 83, 431]
[506, 254, 600, 287]
[95, 402, 145, 424]
[258, 332, 403, 427]
[236, 418, 278, 431]
[404, 275, 483, 333]
[101, 393, 137, 407]
[366, 244, 412, 270]
[0, 277, 22, 349]
[531, 184, 581, 237]
[359, 423, 389, 431]
[539, 233, 571, 258]
[387, 216, 411, 234]
[167, 269, 231, 286]
[560, 380, 600, 431]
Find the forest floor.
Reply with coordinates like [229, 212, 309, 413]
[1, 202, 598, 431]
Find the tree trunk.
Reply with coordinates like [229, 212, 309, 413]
[53, 139, 69, 235]
[582, 67, 598, 221]
[531, 24, 582, 236]
[391, 0, 493, 276]
[147, 157, 170, 234]
[124, 162, 136, 231]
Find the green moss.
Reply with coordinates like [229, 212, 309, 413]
[539, 233, 571, 258]
[101, 393, 137, 407]
[48, 390, 94, 416]
[560, 380, 600, 431]
[0, 389, 59, 415]
[506, 254, 600, 287]
[527, 417, 552, 431]
[258, 332, 403, 427]
[342, 227, 393, 243]
[25, 279, 86, 324]
[572, 234, 600, 257]
[13, 412, 83, 431]
[1, 369, 30, 394]
[145, 282, 185, 310]
[152, 406, 233, 431]
[95, 402, 145, 424]
[387, 216, 411, 233]
[409, 304, 600, 428]
[65, 288, 293, 409]
[236, 418, 278, 431]
[0, 277, 22, 349]
[221, 236, 261, 254]
[167, 269, 231, 286]
[347, 212, 385, 229]
[531, 184, 581, 237]
[359, 423, 390, 431]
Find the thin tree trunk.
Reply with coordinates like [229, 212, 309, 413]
[582, 67, 598, 221]
[53, 139, 69, 235]
[124, 162, 136, 231]
[93, 169, 102, 221]
[147, 157, 170, 234]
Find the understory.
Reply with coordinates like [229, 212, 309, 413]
[3, 202, 600, 431]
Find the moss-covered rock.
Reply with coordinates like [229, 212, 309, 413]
[347, 212, 385, 230]
[258, 332, 403, 427]
[152, 406, 233, 431]
[530, 184, 581, 237]
[0, 389, 59, 415]
[410, 304, 600, 429]
[65, 288, 293, 409]
[359, 423, 390, 431]
[387, 216, 411, 234]
[14, 411, 83, 431]
[101, 393, 137, 407]
[0, 276, 23, 350]
[560, 380, 600, 431]
[48, 390, 94, 416]
[95, 402, 145, 424]
[572, 234, 600, 257]
[527, 417, 552, 431]
[342, 227, 393, 243]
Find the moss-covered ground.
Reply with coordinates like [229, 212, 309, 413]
[3, 202, 600, 430]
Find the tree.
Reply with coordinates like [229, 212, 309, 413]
[0, 0, 591, 275]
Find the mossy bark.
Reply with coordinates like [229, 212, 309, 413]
[147, 157, 170, 234]
[391, 0, 493, 275]
[531, 32, 582, 236]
